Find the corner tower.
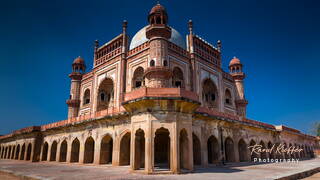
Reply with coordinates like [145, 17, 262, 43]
[229, 57, 248, 118]
[66, 57, 86, 118]
[144, 3, 172, 88]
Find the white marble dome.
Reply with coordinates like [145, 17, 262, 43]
[129, 25, 186, 50]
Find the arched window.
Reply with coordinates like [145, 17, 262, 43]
[150, 60, 155, 67]
[202, 78, 218, 108]
[225, 89, 232, 105]
[83, 89, 90, 105]
[97, 78, 114, 111]
[132, 67, 144, 89]
[172, 67, 184, 88]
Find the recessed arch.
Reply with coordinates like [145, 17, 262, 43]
[50, 141, 57, 161]
[71, 138, 80, 163]
[84, 137, 95, 163]
[119, 132, 131, 165]
[59, 140, 68, 162]
[15, 144, 20, 160]
[134, 129, 145, 170]
[132, 67, 144, 89]
[41, 142, 48, 161]
[192, 133, 201, 165]
[260, 141, 267, 159]
[179, 129, 189, 169]
[26, 143, 32, 161]
[11, 146, 16, 159]
[225, 137, 235, 162]
[202, 78, 219, 109]
[83, 89, 91, 105]
[97, 78, 114, 111]
[238, 139, 248, 162]
[172, 67, 184, 88]
[225, 88, 232, 106]
[100, 134, 113, 164]
[20, 144, 26, 160]
[250, 140, 258, 161]
[154, 127, 170, 169]
[207, 135, 219, 164]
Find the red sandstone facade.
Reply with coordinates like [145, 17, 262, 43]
[0, 4, 318, 174]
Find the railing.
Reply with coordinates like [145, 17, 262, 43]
[123, 87, 199, 103]
[95, 47, 122, 66]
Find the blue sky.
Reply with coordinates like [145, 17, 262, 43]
[0, 0, 319, 135]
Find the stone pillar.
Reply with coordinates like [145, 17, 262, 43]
[23, 145, 27, 161]
[187, 129, 194, 171]
[130, 130, 135, 170]
[39, 144, 44, 161]
[93, 138, 101, 164]
[66, 141, 72, 163]
[18, 146, 22, 160]
[112, 135, 120, 166]
[202, 136, 208, 167]
[79, 141, 85, 164]
[30, 142, 35, 162]
[171, 124, 179, 173]
[145, 123, 153, 173]
[234, 140, 240, 162]
[56, 142, 61, 162]
[47, 143, 52, 161]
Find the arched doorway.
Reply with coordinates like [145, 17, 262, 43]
[11, 146, 15, 159]
[119, 132, 131, 165]
[59, 140, 67, 162]
[100, 134, 113, 164]
[20, 144, 25, 160]
[154, 128, 170, 169]
[207, 135, 219, 164]
[15, 144, 20, 160]
[238, 139, 248, 162]
[249, 140, 258, 161]
[8, 146, 12, 159]
[134, 129, 145, 170]
[42, 142, 48, 161]
[26, 143, 32, 161]
[71, 138, 80, 163]
[260, 141, 267, 159]
[84, 137, 95, 163]
[50, 141, 57, 161]
[97, 78, 114, 111]
[193, 133, 201, 166]
[179, 129, 189, 169]
[225, 137, 235, 162]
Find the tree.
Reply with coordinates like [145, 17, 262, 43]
[310, 122, 320, 136]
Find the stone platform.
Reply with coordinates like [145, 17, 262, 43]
[0, 158, 319, 180]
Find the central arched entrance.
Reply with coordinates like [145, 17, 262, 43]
[119, 132, 131, 165]
[134, 129, 145, 170]
[154, 128, 170, 170]
[100, 134, 113, 164]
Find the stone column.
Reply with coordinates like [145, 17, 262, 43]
[130, 129, 135, 170]
[79, 141, 85, 163]
[56, 142, 61, 162]
[202, 135, 208, 167]
[234, 140, 240, 162]
[66, 141, 72, 163]
[93, 138, 101, 164]
[18, 146, 22, 160]
[30, 142, 35, 162]
[39, 143, 44, 161]
[112, 135, 120, 166]
[187, 129, 194, 171]
[171, 124, 179, 173]
[47, 143, 52, 161]
[145, 122, 153, 173]
[23, 145, 27, 160]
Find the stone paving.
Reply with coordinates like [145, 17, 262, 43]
[0, 158, 319, 180]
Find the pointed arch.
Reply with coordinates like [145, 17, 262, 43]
[83, 89, 91, 105]
[26, 143, 32, 161]
[119, 132, 131, 165]
[100, 134, 113, 164]
[202, 78, 219, 109]
[132, 67, 144, 89]
[134, 129, 145, 170]
[260, 141, 267, 159]
[84, 137, 95, 163]
[154, 127, 170, 169]
[97, 78, 114, 111]
[71, 138, 80, 163]
[207, 135, 219, 164]
[238, 139, 248, 162]
[20, 144, 26, 160]
[15, 144, 20, 160]
[41, 142, 48, 161]
[59, 140, 68, 162]
[250, 140, 258, 161]
[225, 137, 235, 162]
[225, 88, 232, 106]
[50, 141, 57, 161]
[192, 133, 201, 165]
[172, 67, 184, 88]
